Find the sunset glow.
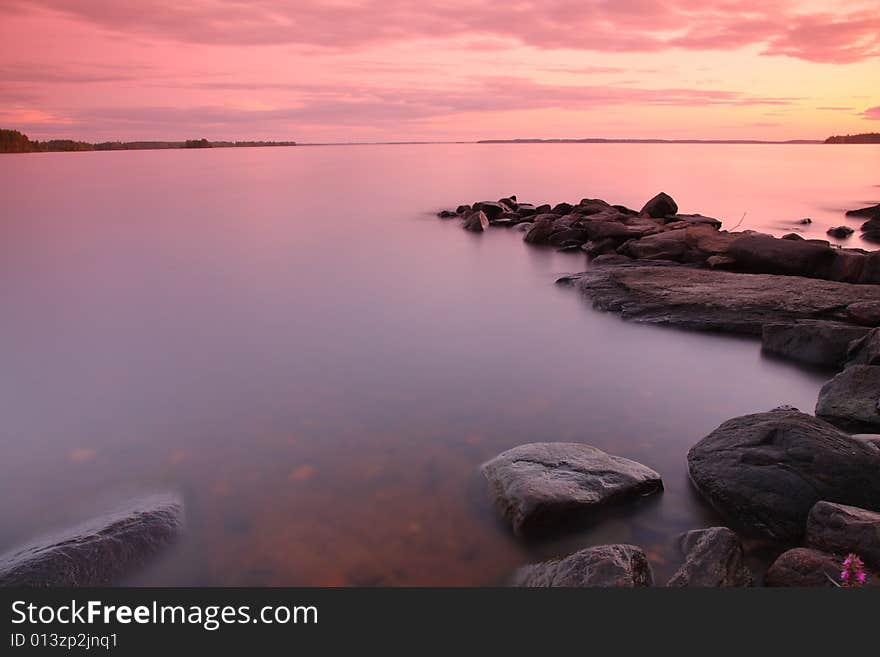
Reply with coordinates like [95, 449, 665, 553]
[1, 1, 878, 142]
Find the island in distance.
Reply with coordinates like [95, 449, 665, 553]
[0, 129, 296, 153]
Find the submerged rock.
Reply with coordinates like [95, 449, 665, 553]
[687, 408, 880, 541]
[761, 320, 869, 368]
[816, 365, 880, 432]
[827, 226, 855, 238]
[807, 501, 880, 569]
[639, 192, 678, 218]
[0, 493, 184, 587]
[511, 544, 653, 587]
[666, 527, 753, 587]
[481, 442, 662, 537]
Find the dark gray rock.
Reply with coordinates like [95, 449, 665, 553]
[551, 202, 574, 215]
[828, 226, 855, 238]
[807, 501, 880, 569]
[687, 408, 880, 540]
[463, 210, 489, 232]
[567, 263, 880, 335]
[662, 213, 722, 229]
[847, 301, 880, 326]
[481, 442, 662, 537]
[666, 527, 753, 587]
[765, 548, 845, 587]
[846, 203, 880, 218]
[437, 209, 457, 218]
[798, 218, 812, 224]
[0, 493, 183, 587]
[618, 229, 693, 262]
[515, 203, 537, 217]
[816, 365, 880, 432]
[782, 232, 805, 240]
[761, 320, 869, 368]
[472, 201, 505, 220]
[639, 192, 678, 218]
[846, 328, 880, 367]
[455, 204, 471, 215]
[511, 544, 653, 587]
[726, 233, 839, 279]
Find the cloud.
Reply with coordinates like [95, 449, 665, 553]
[4, 0, 879, 63]
[865, 106, 880, 120]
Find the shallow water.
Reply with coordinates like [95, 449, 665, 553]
[1, 143, 877, 585]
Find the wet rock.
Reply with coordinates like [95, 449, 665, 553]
[765, 548, 845, 587]
[511, 544, 653, 587]
[567, 263, 880, 334]
[846, 203, 880, 219]
[666, 527, 753, 587]
[807, 501, 880, 569]
[829, 249, 866, 284]
[816, 365, 880, 432]
[583, 238, 620, 258]
[761, 320, 869, 368]
[463, 210, 489, 232]
[481, 442, 662, 537]
[687, 408, 880, 540]
[827, 226, 854, 238]
[846, 328, 880, 367]
[455, 204, 471, 215]
[0, 493, 183, 587]
[639, 192, 678, 218]
[853, 434, 880, 450]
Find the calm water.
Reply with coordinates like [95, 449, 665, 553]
[1, 143, 878, 585]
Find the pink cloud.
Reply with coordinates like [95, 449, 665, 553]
[3, 0, 879, 63]
[865, 106, 880, 120]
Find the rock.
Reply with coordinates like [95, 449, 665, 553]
[864, 231, 880, 244]
[706, 255, 736, 269]
[618, 229, 693, 262]
[846, 203, 880, 218]
[455, 204, 471, 215]
[472, 201, 505, 220]
[551, 202, 574, 215]
[437, 209, 457, 218]
[829, 249, 866, 284]
[782, 232, 805, 240]
[687, 408, 880, 540]
[807, 501, 880, 569]
[612, 204, 639, 215]
[463, 210, 489, 232]
[0, 493, 183, 587]
[511, 544, 653, 587]
[662, 213, 722, 229]
[828, 226, 855, 238]
[575, 199, 613, 215]
[513, 222, 533, 233]
[515, 203, 537, 217]
[847, 302, 880, 326]
[861, 217, 880, 233]
[765, 548, 845, 587]
[726, 233, 839, 279]
[798, 217, 812, 224]
[860, 252, 880, 283]
[853, 434, 880, 450]
[567, 263, 880, 334]
[535, 204, 551, 214]
[666, 527, 753, 587]
[639, 192, 678, 218]
[761, 320, 869, 368]
[582, 238, 620, 258]
[846, 328, 880, 366]
[816, 365, 880, 432]
[481, 442, 662, 537]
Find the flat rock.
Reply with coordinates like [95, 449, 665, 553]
[511, 544, 653, 587]
[846, 203, 880, 218]
[726, 233, 838, 279]
[807, 501, 880, 569]
[662, 213, 722, 229]
[816, 365, 880, 432]
[687, 408, 880, 541]
[0, 493, 183, 587]
[765, 548, 846, 587]
[761, 320, 869, 368]
[481, 442, 662, 537]
[847, 301, 880, 326]
[666, 527, 753, 587]
[565, 263, 880, 335]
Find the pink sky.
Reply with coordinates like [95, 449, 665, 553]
[1, 0, 878, 142]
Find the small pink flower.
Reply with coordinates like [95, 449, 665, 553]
[840, 553, 867, 588]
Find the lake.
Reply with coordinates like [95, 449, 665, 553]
[1, 143, 878, 585]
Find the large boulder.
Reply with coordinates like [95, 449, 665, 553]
[0, 493, 183, 587]
[846, 203, 880, 219]
[666, 527, 753, 587]
[726, 234, 838, 279]
[765, 548, 846, 587]
[816, 365, 880, 432]
[827, 226, 854, 238]
[846, 328, 880, 367]
[761, 320, 869, 368]
[565, 263, 880, 335]
[687, 408, 880, 541]
[481, 442, 662, 537]
[471, 201, 505, 220]
[463, 210, 489, 232]
[639, 192, 678, 218]
[511, 544, 653, 587]
[618, 229, 693, 262]
[806, 501, 880, 569]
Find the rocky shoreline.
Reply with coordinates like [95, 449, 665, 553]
[438, 192, 880, 587]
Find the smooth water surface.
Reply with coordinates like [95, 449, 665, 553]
[1, 143, 878, 584]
